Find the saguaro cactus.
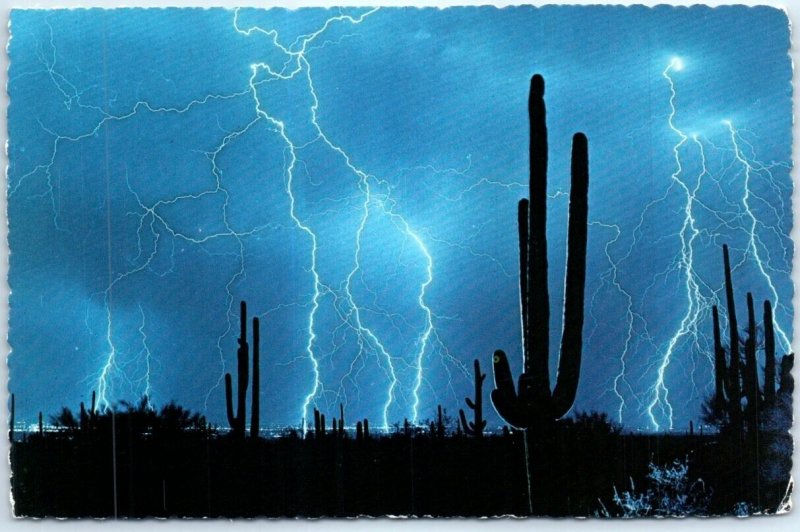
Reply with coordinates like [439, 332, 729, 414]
[491, 74, 590, 429]
[709, 247, 744, 433]
[743, 293, 760, 432]
[459, 359, 487, 437]
[710, 245, 781, 433]
[764, 300, 777, 405]
[225, 301, 261, 438]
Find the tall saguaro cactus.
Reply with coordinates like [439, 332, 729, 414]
[225, 301, 261, 438]
[491, 74, 590, 429]
[459, 359, 487, 437]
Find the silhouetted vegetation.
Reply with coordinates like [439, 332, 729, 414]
[11, 396, 791, 517]
[698, 244, 794, 512]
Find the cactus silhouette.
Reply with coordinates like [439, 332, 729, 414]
[491, 74, 589, 429]
[313, 407, 327, 437]
[709, 245, 780, 434]
[743, 293, 760, 433]
[778, 354, 793, 395]
[225, 301, 261, 438]
[763, 300, 777, 404]
[459, 359, 487, 437]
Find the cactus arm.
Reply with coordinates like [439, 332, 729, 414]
[743, 293, 760, 431]
[552, 132, 589, 418]
[491, 350, 517, 400]
[744, 293, 758, 402]
[712, 306, 727, 406]
[722, 245, 742, 430]
[527, 74, 551, 387]
[491, 350, 529, 428]
[236, 303, 249, 434]
[466, 398, 476, 409]
[764, 300, 776, 404]
[779, 354, 794, 395]
[225, 373, 236, 430]
[459, 409, 475, 436]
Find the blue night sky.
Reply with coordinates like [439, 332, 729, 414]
[7, 6, 792, 432]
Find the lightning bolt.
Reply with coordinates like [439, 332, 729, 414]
[597, 57, 792, 431]
[237, 7, 470, 429]
[12, 12, 791, 434]
[724, 120, 792, 352]
[136, 303, 154, 406]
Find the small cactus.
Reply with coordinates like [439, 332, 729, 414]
[435, 405, 445, 439]
[224, 301, 261, 438]
[459, 359, 487, 438]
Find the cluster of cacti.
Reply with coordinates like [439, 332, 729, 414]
[225, 301, 261, 439]
[491, 74, 590, 429]
[707, 245, 789, 434]
[313, 407, 327, 437]
[429, 405, 446, 439]
[355, 418, 370, 441]
[459, 359, 487, 438]
[312, 404, 349, 439]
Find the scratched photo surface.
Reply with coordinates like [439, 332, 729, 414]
[7, 6, 793, 517]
